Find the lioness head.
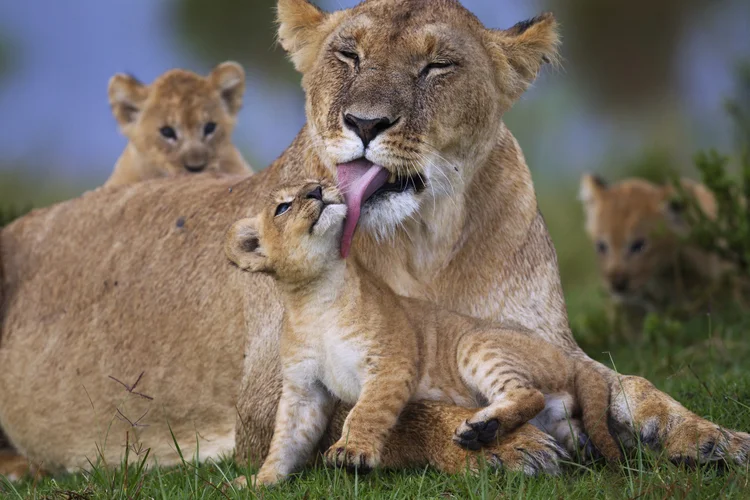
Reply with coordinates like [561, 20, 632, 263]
[579, 174, 692, 302]
[225, 181, 346, 283]
[108, 61, 246, 176]
[277, 0, 559, 255]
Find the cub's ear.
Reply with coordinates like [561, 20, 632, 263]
[276, 0, 328, 74]
[484, 12, 560, 108]
[579, 174, 607, 205]
[210, 61, 246, 116]
[108, 73, 148, 129]
[660, 179, 717, 234]
[579, 174, 606, 236]
[225, 217, 269, 273]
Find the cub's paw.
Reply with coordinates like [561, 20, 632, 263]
[453, 418, 500, 450]
[230, 471, 284, 489]
[325, 439, 380, 472]
[229, 475, 249, 490]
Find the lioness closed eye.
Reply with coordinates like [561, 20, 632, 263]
[225, 181, 621, 486]
[104, 61, 252, 187]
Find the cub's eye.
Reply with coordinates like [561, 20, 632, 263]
[596, 240, 608, 254]
[203, 122, 217, 136]
[336, 50, 359, 65]
[630, 239, 646, 254]
[420, 61, 455, 77]
[275, 202, 292, 217]
[160, 126, 177, 140]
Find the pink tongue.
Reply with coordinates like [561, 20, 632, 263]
[337, 160, 389, 258]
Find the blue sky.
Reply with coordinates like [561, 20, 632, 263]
[0, 0, 747, 187]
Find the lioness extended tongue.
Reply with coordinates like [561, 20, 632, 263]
[337, 160, 389, 258]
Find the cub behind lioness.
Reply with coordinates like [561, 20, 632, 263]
[225, 180, 620, 486]
[105, 61, 252, 187]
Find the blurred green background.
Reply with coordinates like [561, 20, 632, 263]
[1, 0, 749, 329]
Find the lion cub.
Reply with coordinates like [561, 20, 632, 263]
[226, 181, 620, 486]
[579, 174, 725, 326]
[105, 61, 252, 187]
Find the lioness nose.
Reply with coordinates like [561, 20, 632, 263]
[343, 113, 396, 148]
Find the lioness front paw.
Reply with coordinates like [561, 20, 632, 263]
[325, 439, 380, 472]
[657, 417, 730, 465]
[453, 418, 500, 450]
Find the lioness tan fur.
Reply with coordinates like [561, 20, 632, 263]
[104, 61, 251, 187]
[226, 181, 619, 486]
[579, 175, 727, 329]
[0, 0, 747, 478]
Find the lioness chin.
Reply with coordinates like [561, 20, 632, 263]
[0, 0, 747, 477]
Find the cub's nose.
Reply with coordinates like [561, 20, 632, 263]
[306, 186, 323, 201]
[610, 275, 629, 293]
[343, 113, 396, 148]
[182, 147, 209, 172]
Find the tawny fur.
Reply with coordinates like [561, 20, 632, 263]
[226, 182, 619, 486]
[579, 175, 731, 330]
[0, 0, 747, 477]
[104, 61, 252, 187]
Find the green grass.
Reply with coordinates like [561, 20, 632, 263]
[2, 302, 748, 499]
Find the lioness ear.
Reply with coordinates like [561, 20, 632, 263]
[108, 74, 148, 130]
[484, 12, 560, 107]
[210, 61, 246, 116]
[579, 174, 606, 236]
[276, 0, 328, 74]
[225, 217, 269, 273]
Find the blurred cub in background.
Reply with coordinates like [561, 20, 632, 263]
[104, 61, 252, 187]
[579, 174, 726, 333]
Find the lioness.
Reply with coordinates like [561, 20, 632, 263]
[104, 61, 252, 187]
[0, 0, 747, 477]
[226, 180, 619, 486]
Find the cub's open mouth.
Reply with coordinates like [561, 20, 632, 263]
[336, 158, 425, 258]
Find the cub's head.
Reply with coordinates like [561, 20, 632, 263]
[277, 0, 559, 254]
[108, 61, 245, 177]
[579, 174, 689, 302]
[225, 181, 347, 283]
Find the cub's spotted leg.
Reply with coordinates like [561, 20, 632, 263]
[454, 332, 546, 450]
[454, 378, 546, 450]
[325, 363, 417, 472]
[610, 375, 750, 465]
[249, 379, 334, 487]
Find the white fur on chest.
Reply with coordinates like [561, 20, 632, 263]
[321, 333, 363, 404]
[292, 307, 365, 405]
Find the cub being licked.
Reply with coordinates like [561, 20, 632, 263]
[225, 181, 621, 486]
[105, 61, 252, 187]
